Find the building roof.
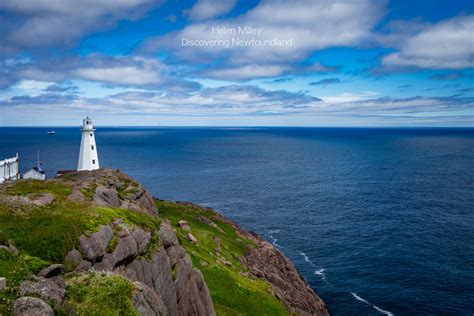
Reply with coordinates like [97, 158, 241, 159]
[28, 167, 46, 174]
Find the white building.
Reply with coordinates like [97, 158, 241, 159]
[0, 153, 19, 183]
[23, 167, 46, 180]
[24, 151, 46, 180]
[77, 117, 100, 171]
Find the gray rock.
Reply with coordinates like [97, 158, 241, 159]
[132, 228, 152, 255]
[177, 220, 190, 231]
[0, 245, 10, 252]
[19, 277, 65, 306]
[74, 260, 92, 273]
[32, 193, 55, 207]
[118, 228, 130, 238]
[13, 297, 54, 316]
[67, 190, 85, 202]
[216, 258, 232, 267]
[64, 249, 82, 271]
[174, 255, 193, 305]
[120, 200, 131, 210]
[97, 233, 140, 270]
[111, 235, 138, 266]
[191, 269, 216, 316]
[244, 238, 328, 315]
[195, 215, 218, 229]
[125, 187, 144, 201]
[92, 257, 114, 272]
[159, 222, 178, 249]
[93, 186, 120, 208]
[174, 255, 215, 316]
[125, 258, 154, 290]
[37, 264, 64, 278]
[165, 245, 186, 268]
[133, 188, 158, 215]
[79, 225, 113, 262]
[186, 233, 197, 244]
[132, 282, 168, 316]
[49, 276, 65, 289]
[150, 247, 177, 316]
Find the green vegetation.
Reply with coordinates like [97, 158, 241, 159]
[0, 177, 289, 315]
[80, 182, 97, 200]
[0, 181, 159, 264]
[157, 201, 288, 316]
[66, 273, 138, 316]
[0, 249, 49, 315]
[3, 180, 71, 199]
[142, 231, 160, 260]
[0, 179, 160, 315]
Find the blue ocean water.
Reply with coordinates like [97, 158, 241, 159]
[1, 127, 473, 315]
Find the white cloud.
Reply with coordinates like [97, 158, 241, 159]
[185, 0, 236, 21]
[142, 0, 385, 79]
[382, 15, 474, 70]
[0, 0, 162, 49]
[10, 80, 53, 97]
[203, 64, 289, 81]
[75, 66, 161, 85]
[321, 91, 380, 104]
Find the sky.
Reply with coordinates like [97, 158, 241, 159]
[0, 0, 473, 127]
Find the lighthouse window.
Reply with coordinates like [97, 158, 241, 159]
[91, 145, 94, 150]
[90, 133, 93, 137]
[92, 160, 95, 164]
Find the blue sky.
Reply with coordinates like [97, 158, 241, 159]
[0, 0, 473, 126]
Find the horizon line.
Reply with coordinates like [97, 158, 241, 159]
[0, 125, 473, 129]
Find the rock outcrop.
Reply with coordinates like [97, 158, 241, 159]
[242, 235, 328, 316]
[61, 168, 158, 215]
[177, 203, 329, 316]
[1, 169, 328, 316]
[65, 220, 215, 316]
[13, 297, 54, 316]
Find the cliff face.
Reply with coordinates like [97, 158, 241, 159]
[0, 169, 328, 315]
[168, 202, 328, 316]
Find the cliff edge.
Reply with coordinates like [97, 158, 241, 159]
[0, 168, 328, 315]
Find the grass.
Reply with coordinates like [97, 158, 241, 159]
[80, 182, 97, 200]
[0, 179, 161, 315]
[66, 273, 139, 316]
[157, 200, 288, 316]
[3, 180, 71, 199]
[0, 181, 159, 264]
[0, 177, 289, 315]
[0, 249, 49, 315]
[0, 203, 159, 264]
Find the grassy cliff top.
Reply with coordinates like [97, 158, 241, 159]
[0, 170, 290, 315]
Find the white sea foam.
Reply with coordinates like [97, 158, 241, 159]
[301, 252, 311, 263]
[271, 237, 282, 248]
[300, 252, 316, 266]
[266, 229, 283, 248]
[314, 268, 327, 282]
[351, 293, 393, 316]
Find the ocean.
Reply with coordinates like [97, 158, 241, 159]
[1, 127, 473, 315]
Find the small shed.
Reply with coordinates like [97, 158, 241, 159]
[23, 167, 46, 180]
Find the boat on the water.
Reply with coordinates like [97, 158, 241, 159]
[47, 131, 55, 135]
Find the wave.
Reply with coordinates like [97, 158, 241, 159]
[300, 252, 314, 265]
[266, 229, 283, 248]
[351, 292, 393, 316]
[270, 237, 282, 248]
[314, 268, 327, 282]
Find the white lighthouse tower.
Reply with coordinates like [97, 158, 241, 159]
[77, 117, 99, 171]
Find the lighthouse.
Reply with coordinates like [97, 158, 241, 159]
[77, 117, 99, 171]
